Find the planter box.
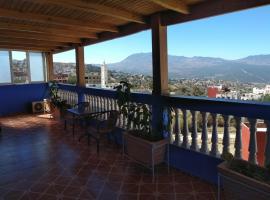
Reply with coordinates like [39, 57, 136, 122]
[218, 161, 270, 200]
[123, 132, 168, 166]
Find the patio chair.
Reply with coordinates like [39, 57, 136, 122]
[85, 110, 119, 153]
[64, 101, 90, 132]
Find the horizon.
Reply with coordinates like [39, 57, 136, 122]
[51, 52, 270, 65]
[51, 5, 270, 64]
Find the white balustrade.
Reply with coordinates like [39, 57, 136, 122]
[200, 112, 209, 154]
[190, 110, 198, 151]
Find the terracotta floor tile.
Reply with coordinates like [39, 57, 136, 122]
[0, 115, 218, 200]
[175, 193, 195, 200]
[62, 186, 82, 198]
[45, 184, 66, 195]
[195, 192, 216, 200]
[139, 194, 156, 200]
[174, 183, 194, 194]
[157, 193, 175, 200]
[139, 183, 156, 194]
[119, 194, 138, 200]
[19, 192, 41, 200]
[192, 181, 215, 193]
[30, 182, 50, 193]
[2, 190, 25, 200]
[157, 183, 175, 193]
[121, 183, 139, 193]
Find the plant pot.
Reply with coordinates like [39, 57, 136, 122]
[123, 132, 168, 166]
[52, 107, 61, 120]
[218, 161, 270, 200]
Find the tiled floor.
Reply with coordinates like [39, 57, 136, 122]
[0, 114, 218, 200]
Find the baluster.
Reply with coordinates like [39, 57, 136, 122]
[182, 109, 190, 148]
[106, 98, 109, 120]
[222, 115, 231, 156]
[264, 120, 270, 167]
[191, 110, 198, 151]
[95, 96, 98, 112]
[234, 117, 243, 159]
[200, 112, 209, 154]
[174, 108, 181, 146]
[210, 113, 219, 156]
[248, 118, 258, 164]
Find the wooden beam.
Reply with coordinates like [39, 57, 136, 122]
[149, 0, 189, 14]
[0, 38, 71, 47]
[151, 14, 168, 95]
[45, 52, 54, 81]
[0, 45, 52, 52]
[162, 0, 270, 26]
[24, 0, 145, 24]
[0, 30, 81, 43]
[75, 46, 85, 87]
[0, 42, 60, 49]
[0, 8, 118, 32]
[0, 22, 98, 39]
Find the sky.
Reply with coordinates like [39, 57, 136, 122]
[51, 5, 270, 64]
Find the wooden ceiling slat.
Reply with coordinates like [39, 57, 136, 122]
[0, 22, 98, 38]
[0, 37, 70, 47]
[149, 0, 190, 14]
[0, 42, 60, 49]
[0, 45, 52, 52]
[0, 8, 118, 32]
[23, 0, 146, 24]
[0, 30, 82, 43]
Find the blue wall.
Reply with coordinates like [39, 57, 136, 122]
[0, 83, 49, 116]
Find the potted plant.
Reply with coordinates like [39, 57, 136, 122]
[115, 81, 172, 168]
[48, 82, 71, 119]
[218, 153, 270, 200]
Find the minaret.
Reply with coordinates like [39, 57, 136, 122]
[101, 61, 108, 88]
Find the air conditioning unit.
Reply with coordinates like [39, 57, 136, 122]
[32, 101, 44, 113]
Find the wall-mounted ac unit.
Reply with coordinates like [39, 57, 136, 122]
[32, 101, 44, 113]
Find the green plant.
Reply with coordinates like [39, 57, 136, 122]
[115, 81, 173, 141]
[222, 152, 270, 184]
[48, 81, 71, 110]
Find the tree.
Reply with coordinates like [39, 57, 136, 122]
[260, 94, 270, 102]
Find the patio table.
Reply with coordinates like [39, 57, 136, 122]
[67, 107, 107, 138]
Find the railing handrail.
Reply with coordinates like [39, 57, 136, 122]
[57, 83, 270, 120]
[165, 95, 270, 120]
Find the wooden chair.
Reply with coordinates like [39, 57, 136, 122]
[85, 110, 119, 153]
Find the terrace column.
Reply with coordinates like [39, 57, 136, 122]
[75, 46, 86, 102]
[151, 14, 169, 135]
[45, 52, 54, 81]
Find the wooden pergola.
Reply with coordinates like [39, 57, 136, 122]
[1, 0, 270, 94]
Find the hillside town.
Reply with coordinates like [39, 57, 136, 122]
[52, 62, 270, 102]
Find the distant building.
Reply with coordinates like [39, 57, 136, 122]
[264, 85, 270, 95]
[207, 86, 219, 98]
[240, 93, 262, 101]
[54, 73, 68, 83]
[101, 61, 108, 88]
[85, 61, 109, 88]
[85, 72, 101, 86]
[253, 87, 265, 95]
[207, 85, 238, 99]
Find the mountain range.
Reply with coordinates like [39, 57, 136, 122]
[108, 53, 270, 83]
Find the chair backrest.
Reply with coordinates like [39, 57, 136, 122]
[103, 110, 119, 131]
[75, 102, 89, 110]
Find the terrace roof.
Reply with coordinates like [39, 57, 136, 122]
[0, 0, 270, 53]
